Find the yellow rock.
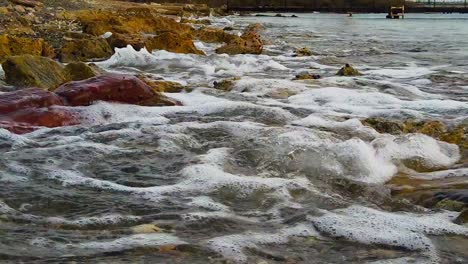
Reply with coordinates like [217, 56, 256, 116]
[0, 34, 53, 63]
[145, 32, 204, 55]
[195, 27, 237, 43]
[138, 76, 185, 93]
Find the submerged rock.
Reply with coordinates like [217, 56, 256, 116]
[216, 24, 263, 55]
[294, 47, 312, 57]
[2, 55, 68, 90]
[362, 118, 405, 135]
[145, 32, 204, 55]
[294, 72, 321, 80]
[336, 64, 361, 76]
[362, 118, 467, 151]
[0, 34, 53, 62]
[213, 78, 240, 91]
[59, 37, 113, 62]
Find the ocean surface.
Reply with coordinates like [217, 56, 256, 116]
[1, 13, 467, 263]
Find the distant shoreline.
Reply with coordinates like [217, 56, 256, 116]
[228, 7, 468, 14]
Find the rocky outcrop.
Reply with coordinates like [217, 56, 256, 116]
[336, 64, 361, 76]
[54, 74, 180, 107]
[0, 34, 53, 62]
[145, 32, 205, 55]
[107, 32, 146, 50]
[2, 55, 68, 90]
[195, 27, 237, 43]
[74, 8, 192, 36]
[59, 36, 113, 62]
[216, 24, 263, 55]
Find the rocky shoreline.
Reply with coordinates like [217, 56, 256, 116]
[0, 0, 466, 228]
[0, 0, 265, 132]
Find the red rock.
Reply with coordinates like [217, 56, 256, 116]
[54, 74, 156, 106]
[0, 107, 79, 134]
[0, 88, 66, 114]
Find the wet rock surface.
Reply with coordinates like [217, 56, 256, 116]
[59, 36, 113, 62]
[54, 74, 157, 106]
[0, 34, 53, 62]
[216, 23, 263, 55]
[2, 55, 68, 90]
[336, 63, 361, 76]
[145, 32, 204, 55]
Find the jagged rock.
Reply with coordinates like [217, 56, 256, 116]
[0, 34, 54, 62]
[294, 72, 321, 80]
[144, 32, 204, 55]
[63, 62, 103, 81]
[294, 47, 312, 57]
[2, 55, 68, 90]
[216, 24, 263, 55]
[59, 37, 113, 62]
[107, 32, 146, 50]
[336, 64, 361, 76]
[195, 27, 237, 43]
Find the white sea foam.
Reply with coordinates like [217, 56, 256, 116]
[310, 205, 468, 262]
[288, 87, 468, 118]
[365, 65, 435, 79]
[45, 233, 186, 256]
[206, 224, 320, 263]
[98, 46, 289, 84]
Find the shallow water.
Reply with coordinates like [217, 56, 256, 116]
[1, 13, 468, 263]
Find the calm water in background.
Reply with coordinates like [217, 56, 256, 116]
[0, 13, 467, 263]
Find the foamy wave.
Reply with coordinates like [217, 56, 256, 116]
[310, 205, 468, 262]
